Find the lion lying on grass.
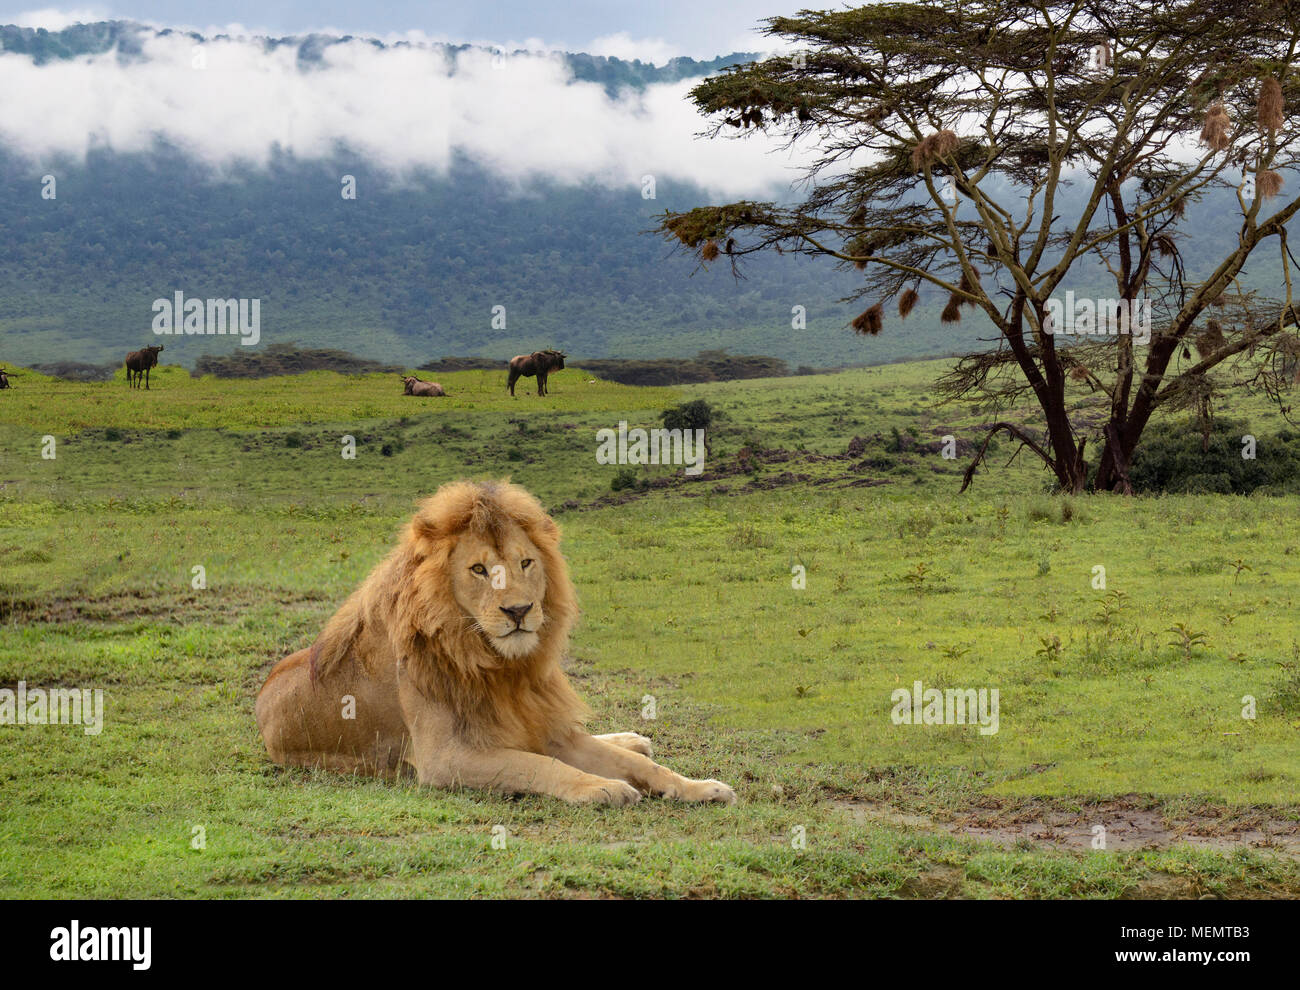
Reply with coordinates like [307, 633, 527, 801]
[256, 480, 736, 806]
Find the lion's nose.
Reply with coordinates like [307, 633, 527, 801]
[500, 603, 533, 625]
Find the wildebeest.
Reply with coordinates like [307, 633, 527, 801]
[401, 375, 446, 397]
[0, 367, 16, 389]
[507, 349, 566, 397]
[125, 345, 164, 390]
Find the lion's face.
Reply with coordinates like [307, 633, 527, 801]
[448, 522, 549, 660]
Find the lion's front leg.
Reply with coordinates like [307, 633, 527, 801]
[400, 683, 639, 805]
[550, 733, 736, 804]
[418, 744, 642, 805]
[593, 731, 654, 757]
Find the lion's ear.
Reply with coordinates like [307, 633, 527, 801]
[410, 515, 450, 550]
[412, 496, 473, 547]
[532, 514, 561, 545]
[410, 515, 441, 546]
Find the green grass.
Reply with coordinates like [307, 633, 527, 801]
[0, 364, 678, 432]
[1, 358, 1298, 898]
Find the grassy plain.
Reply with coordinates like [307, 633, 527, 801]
[0, 359, 1297, 897]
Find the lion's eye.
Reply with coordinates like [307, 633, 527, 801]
[470, 563, 489, 576]
[520, 559, 534, 570]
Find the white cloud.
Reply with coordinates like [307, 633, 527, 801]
[12, 7, 108, 30]
[583, 32, 678, 66]
[0, 28, 811, 198]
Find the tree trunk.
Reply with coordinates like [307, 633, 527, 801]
[1038, 372, 1088, 493]
[1095, 421, 1136, 494]
[1057, 440, 1088, 494]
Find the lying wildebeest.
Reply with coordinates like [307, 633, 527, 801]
[125, 344, 164, 390]
[507, 349, 566, 397]
[402, 375, 446, 397]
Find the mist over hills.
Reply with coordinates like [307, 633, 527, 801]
[0, 19, 754, 93]
[0, 21, 1293, 371]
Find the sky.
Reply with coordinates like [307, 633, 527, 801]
[0, 5, 826, 197]
[0, 2, 810, 61]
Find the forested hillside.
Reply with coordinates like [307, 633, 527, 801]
[0, 146, 971, 369]
[0, 21, 1295, 371]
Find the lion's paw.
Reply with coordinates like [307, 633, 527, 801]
[569, 777, 642, 806]
[681, 779, 737, 805]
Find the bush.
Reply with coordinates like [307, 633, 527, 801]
[580, 351, 788, 386]
[195, 342, 402, 378]
[29, 361, 117, 382]
[1126, 417, 1300, 494]
[660, 398, 714, 434]
[610, 467, 644, 492]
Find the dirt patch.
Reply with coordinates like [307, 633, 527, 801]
[832, 795, 1300, 856]
[895, 865, 968, 899]
[0, 589, 330, 625]
[558, 444, 902, 512]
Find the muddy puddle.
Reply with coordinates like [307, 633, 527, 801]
[832, 798, 1300, 855]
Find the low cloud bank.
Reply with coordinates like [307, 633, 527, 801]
[0, 20, 809, 197]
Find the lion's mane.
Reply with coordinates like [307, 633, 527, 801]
[309, 480, 587, 751]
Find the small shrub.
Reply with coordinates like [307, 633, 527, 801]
[1277, 669, 1300, 714]
[611, 468, 640, 492]
[660, 399, 714, 434]
[900, 509, 937, 538]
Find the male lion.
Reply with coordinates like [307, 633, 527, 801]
[256, 480, 736, 806]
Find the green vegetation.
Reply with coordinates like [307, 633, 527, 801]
[659, 398, 714, 434]
[190, 345, 794, 387]
[193, 343, 404, 379]
[1128, 417, 1300, 495]
[5, 128, 1280, 375]
[579, 351, 791, 385]
[0, 147, 885, 371]
[0, 364, 674, 438]
[0, 358, 1297, 898]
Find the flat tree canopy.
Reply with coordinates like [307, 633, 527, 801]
[655, 0, 1300, 493]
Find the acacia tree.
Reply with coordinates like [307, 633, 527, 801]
[656, 0, 1300, 493]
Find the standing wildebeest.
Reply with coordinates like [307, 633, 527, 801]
[507, 349, 566, 397]
[125, 344, 164, 390]
[0, 368, 16, 389]
[401, 375, 446, 397]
